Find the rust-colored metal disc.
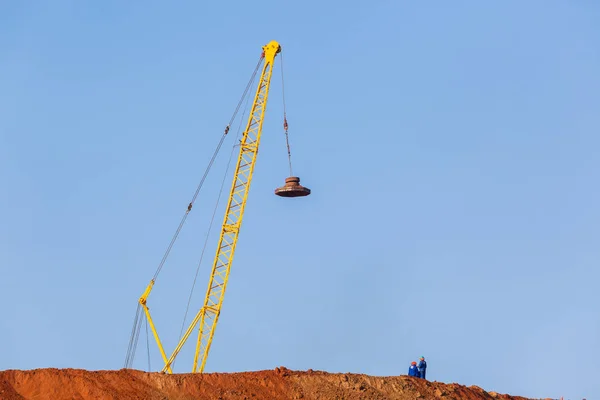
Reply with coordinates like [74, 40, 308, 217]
[274, 176, 311, 197]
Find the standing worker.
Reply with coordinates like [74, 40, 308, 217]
[417, 356, 427, 379]
[408, 361, 419, 377]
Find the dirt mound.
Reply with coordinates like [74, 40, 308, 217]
[0, 367, 532, 400]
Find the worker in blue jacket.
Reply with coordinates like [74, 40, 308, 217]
[408, 361, 419, 377]
[417, 356, 427, 379]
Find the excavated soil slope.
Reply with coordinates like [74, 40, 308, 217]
[0, 367, 534, 400]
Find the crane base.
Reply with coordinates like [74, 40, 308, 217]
[274, 177, 311, 197]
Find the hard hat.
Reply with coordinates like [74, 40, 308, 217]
[411, 361, 417, 365]
[420, 356, 424, 359]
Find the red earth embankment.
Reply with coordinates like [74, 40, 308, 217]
[0, 367, 537, 400]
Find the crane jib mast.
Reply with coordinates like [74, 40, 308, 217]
[128, 40, 310, 374]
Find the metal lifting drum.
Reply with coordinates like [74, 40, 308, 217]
[274, 176, 311, 197]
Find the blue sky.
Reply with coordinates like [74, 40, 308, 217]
[1, 1, 598, 399]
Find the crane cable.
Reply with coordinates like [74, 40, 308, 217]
[151, 54, 264, 282]
[280, 49, 293, 176]
[124, 54, 265, 369]
[124, 304, 142, 368]
[177, 83, 254, 351]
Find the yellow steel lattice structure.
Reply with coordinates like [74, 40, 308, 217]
[139, 40, 282, 374]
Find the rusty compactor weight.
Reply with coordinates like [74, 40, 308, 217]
[274, 176, 311, 197]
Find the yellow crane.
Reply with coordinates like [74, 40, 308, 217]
[124, 40, 310, 373]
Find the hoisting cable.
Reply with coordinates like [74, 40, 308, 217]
[151, 54, 264, 282]
[177, 84, 254, 346]
[280, 48, 293, 176]
[124, 132, 228, 367]
[125, 54, 265, 370]
[124, 303, 142, 368]
[130, 311, 143, 368]
[151, 133, 226, 282]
